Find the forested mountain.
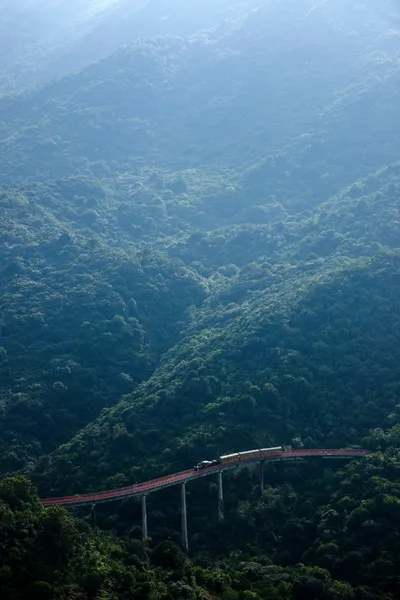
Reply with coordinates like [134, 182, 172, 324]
[0, 0, 114, 93]
[1, 0, 400, 185]
[1, 1, 400, 599]
[0, 0, 260, 95]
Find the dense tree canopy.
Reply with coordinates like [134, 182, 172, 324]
[0, 1, 400, 598]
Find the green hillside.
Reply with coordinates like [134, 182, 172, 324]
[1, 1, 400, 598]
[0, 0, 398, 475]
[1, 0, 399, 185]
[0, 0, 263, 95]
[35, 161, 400, 494]
[3, 443, 400, 600]
[0, 175, 208, 470]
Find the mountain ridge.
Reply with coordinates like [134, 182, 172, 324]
[2, 2, 400, 599]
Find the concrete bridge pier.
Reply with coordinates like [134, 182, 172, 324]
[90, 503, 96, 527]
[142, 494, 148, 543]
[181, 482, 189, 552]
[218, 471, 224, 523]
[260, 460, 265, 494]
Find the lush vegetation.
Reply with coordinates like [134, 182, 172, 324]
[35, 163, 400, 494]
[2, 431, 400, 599]
[0, 173, 208, 471]
[1, 1, 400, 598]
[0, 0, 261, 96]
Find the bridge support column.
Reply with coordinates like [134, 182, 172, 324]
[218, 471, 224, 523]
[260, 461, 265, 495]
[90, 503, 96, 528]
[142, 495, 148, 543]
[181, 483, 189, 552]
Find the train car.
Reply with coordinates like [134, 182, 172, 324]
[219, 447, 283, 465]
[259, 446, 282, 456]
[219, 452, 241, 464]
[194, 447, 284, 471]
[237, 449, 262, 461]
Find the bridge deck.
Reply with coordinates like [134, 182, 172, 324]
[40, 449, 369, 507]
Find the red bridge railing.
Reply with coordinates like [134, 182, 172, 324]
[41, 448, 369, 507]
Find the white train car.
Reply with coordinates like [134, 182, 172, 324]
[194, 447, 283, 471]
[219, 446, 282, 465]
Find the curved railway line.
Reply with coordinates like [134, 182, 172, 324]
[41, 447, 369, 550]
[41, 448, 369, 507]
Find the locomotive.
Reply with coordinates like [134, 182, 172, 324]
[193, 447, 282, 471]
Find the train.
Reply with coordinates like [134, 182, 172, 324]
[194, 447, 282, 471]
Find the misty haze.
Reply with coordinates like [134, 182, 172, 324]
[0, 1, 400, 599]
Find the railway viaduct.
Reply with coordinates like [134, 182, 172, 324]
[41, 448, 369, 551]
